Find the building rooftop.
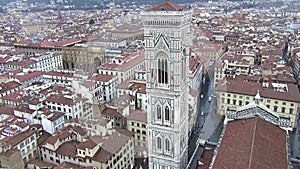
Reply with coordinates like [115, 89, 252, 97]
[148, 0, 184, 12]
[127, 109, 147, 123]
[212, 117, 288, 169]
[216, 76, 300, 103]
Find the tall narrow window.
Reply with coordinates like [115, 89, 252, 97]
[164, 60, 168, 83]
[157, 105, 162, 121]
[158, 58, 168, 84]
[165, 138, 171, 152]
[165, 106, 170, 121]
[158, 59, 162, 83]
[157, 137, 162, 150]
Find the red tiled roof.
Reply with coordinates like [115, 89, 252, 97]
[27, 159, 54, 168]
[0, 148, 20, 158]
[213, 118, 288, 169]
[6, 126, 36, 147]
[13, 71, 43, 83]
[77, 138, 97, 149]
[14, 104, 35, 114]
[40, 38, 82, 47]
[89, 74, 114, 82]
[148, 0, 184, 11]
[90, 130, 133, 155]
[0, 105, 15, 115]
[0, 81, 21, 93]
[44, 70, 75, 78]
[15, 121, 29, 128]
[55, 140, 79, 158]
[47, 112, 64, 122]
[101, 107, 123, 118]
[127, 110, 147, 123]
[216, 77, 300, 103]
[81, 81, 96, 88]
[197, 148, 214, 169]
[53, 162, 93, 169]
[99, 54, 144, 71]
[45, 94, 81, 105]
[44, 127, 76, 145]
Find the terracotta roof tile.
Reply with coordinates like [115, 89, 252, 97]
[101, 107, 123, 118]
[6, 126, 36, 147]
[127, 110, 147, 123]
[55, 140, 79, 158]
[0, 81, 21, 93]
[0, 148, 20, 158]
[89, 73, 114, 82]
[216, 77, 300, 103]
[213, 118, 288, 169]
[148, 0, 184, 11]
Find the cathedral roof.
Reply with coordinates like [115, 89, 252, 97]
[213, 117, 288, 169]
[147, 0, 183, 12]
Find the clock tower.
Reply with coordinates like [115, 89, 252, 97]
[143, 1, 191, 168]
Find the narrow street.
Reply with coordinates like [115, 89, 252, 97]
[187, 62, 224, 169]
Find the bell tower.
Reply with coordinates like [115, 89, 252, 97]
[143, 1, 191, 168]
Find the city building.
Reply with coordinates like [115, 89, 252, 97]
[216, 76, 300, 128]
[88, 73, 118, 102]
[126, 109, 148, 158]
[41, 109, 65, 134]
[98, 52, 145, 84]
[42, 70, 81, 86]
[3, 125, 40, 165]
[62, 44, 105, 72]
[111, 24, 144, 44]
[226, 91, 292, 127]
[116, 79, 147, 111]
[71, 80, 102, 104]
[45, 93, 90, 120]
[143, 1, 192, 168]
[30, 52, 63, 71]
[39, 125, 135, 169]
[0, 148, 25, 169]
[0, 80, 21, 104]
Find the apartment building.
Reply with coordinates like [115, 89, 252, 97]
[98, 52, 145, 84]
[0, 80, 21, 104]
[88, 73, 117, 102]
[45, 93, 90, 120]
[72, 80, 102, 104]
[30, 52, 63, 71]
[43, 70, 81, 86]
[4, 125, 39, 165]
[40, 109, 65, 134]
[0, 148, 25, 169]
[116, 79, 147, 111]
[39, 125, 135, 169]
[216, 76, 300, 128]
[126, 109, 147, 158]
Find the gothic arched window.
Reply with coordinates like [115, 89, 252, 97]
[158, 58, 168, 84]
[165, 138, 170, 152]
[165, 106, 170, 121]
[157, 137, 162, 150]
[157, 105, 162, 121]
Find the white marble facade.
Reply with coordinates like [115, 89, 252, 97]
[143, 2, 192, 169]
